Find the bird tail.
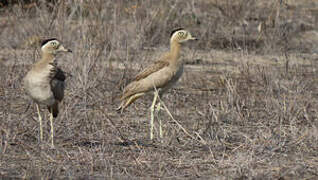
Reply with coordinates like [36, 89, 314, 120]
[116, 100, 125, 113]
[116, 93, 145, 113]
[48, 102, 59, 118]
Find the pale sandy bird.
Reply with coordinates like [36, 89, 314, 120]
[24, 38, 71, 147]
[117, 28, 197, 140]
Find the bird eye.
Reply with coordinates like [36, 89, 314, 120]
[51, 42, 57, 46]
[178, 32, 184, 36]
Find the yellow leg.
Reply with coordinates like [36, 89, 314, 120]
[49, 108, 54, 148]
[156, 101, 163, 139]
[36, 104, 43, 141]
[150, 92, 158, 140]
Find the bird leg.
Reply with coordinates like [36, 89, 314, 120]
[156, 91, 163, 139]
[36, 104, 43, 142]
[150, 91, 159, 140]
[49, 107, 54, 148]
[156, 101, 163, 139]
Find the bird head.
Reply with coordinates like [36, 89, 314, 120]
[170, 28, 198, 44]
[41, 38, 72, 55]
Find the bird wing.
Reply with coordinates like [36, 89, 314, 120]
[50, 67, 65, 102]
[120, 59, 170, 100]
[53, 67, 66, 81]
[134, 60, 169, 81]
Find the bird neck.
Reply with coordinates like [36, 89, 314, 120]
[170, 41, 181, 63]
[41, 52, 55, 64]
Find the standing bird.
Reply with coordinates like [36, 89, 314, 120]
[24, 38, 72, 147]
[117, 28, 197, 140]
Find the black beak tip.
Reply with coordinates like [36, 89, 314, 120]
[68, 49, 72, 53]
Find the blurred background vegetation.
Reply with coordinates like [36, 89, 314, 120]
[1, 0, 318, 179]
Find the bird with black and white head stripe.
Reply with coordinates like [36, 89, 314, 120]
[24, 38, 71, 147]
[117, 28, 198, 140]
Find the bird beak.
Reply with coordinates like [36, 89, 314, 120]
[191, 37, 198, 41]
[58, 45, 72, 53]
[189, 34, 198, 41]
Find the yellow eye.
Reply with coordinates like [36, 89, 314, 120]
[51, 42, 57, 46]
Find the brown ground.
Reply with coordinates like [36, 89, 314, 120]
[1, 0, 318, 179]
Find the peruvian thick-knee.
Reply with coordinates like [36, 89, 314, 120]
[117, 28, 197, 139]
[23, 38, 71, 146]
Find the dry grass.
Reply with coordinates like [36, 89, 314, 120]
[1, 0, 318, 179]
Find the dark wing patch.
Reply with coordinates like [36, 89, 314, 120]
[134, 61, 169, 81]
[50, 68, 66, 102]
[41, 38, 58, 47]
[54, 67, 66, 81]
